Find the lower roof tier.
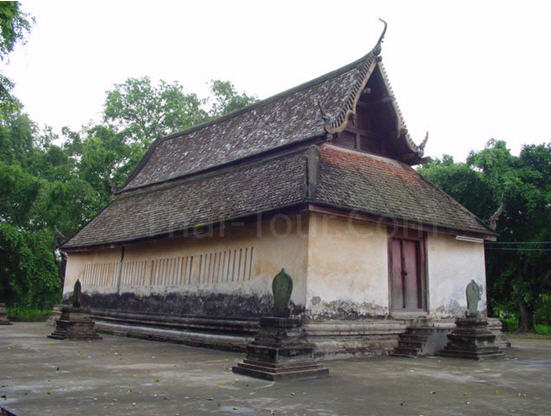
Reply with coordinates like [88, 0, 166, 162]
[63, 144, 494, 249]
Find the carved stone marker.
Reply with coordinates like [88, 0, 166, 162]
[48, 280, 101, 341]
[439, 280, 503, 360]
[233, 269, 329, 380]
[466, 280, 482, 318]
[73, 279, 82, 308]
[0, 303, 11, 325]
[272, 269, 292, 317]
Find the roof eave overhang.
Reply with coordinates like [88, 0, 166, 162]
[62, 202, 312, 253]
[63, 200, 498, 253]
[307, 203, 498, 241]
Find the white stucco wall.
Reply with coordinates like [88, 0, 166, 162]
[63, 214, 309, 308]
[305, 212, 389, 318]
[426, 233, 487, 318]
[304, 212, 487, 320]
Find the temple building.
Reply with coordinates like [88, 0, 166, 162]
[62, 25, 497, 357]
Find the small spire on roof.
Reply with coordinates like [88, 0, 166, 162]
[418, 131, 429, 155]
[372, 18, 388, 56]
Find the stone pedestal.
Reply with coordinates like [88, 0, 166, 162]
[487, 317, 511, 349]
[46, 304, 63, 327]
[0, 303, 11, 325]
[48, 306, 101, 340]
[439, 316, 504, 360]
[233, 316, 329, 380]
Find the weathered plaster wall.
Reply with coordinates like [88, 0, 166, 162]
[63, 214, 308, 317]
[65, 211, 487, 321]
[64, 248, 121, 295]
[426, 233, 486, 318]
[305, 212, 389, 319]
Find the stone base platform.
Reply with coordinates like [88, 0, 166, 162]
[304, 319, 408, 359]
[45, 304, 63, 327]
[96, 321, 252, 351]
[48, 307, 101, 340]
[439, 317, 504, 360]
[80, 310, 511, 359]
[92, 313, 409, 358]
[92, 309, 257, 351]
[233, 316, 329, 380]
[392, 320, 454, 357]
[487, 317, 512, 349]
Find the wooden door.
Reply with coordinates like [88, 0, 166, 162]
[390, 237, 424, 311]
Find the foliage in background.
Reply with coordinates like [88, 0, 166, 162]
[419, 140, 551, 332]
[0, 2, 32, 114]
[0, 10, 257, 311]
[6, 306, 52, 321]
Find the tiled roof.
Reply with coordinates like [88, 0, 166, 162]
[63, 27, 492, 249]
[64, 149, 309, 248]
[120, 29, 420, 192]
[64, 145, 493, 249]
[121, 65, 362, 191]
[315, 145, 493, 235]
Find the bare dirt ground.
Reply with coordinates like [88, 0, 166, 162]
[1, 322, 550, 416]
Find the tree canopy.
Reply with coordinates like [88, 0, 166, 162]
[0, 7, 257, 309]
[419, 140, 551, 331]
[0, 68, 257, 309]
[0, 2, 32, 114]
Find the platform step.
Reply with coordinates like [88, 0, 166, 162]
[393, 325, 452, 357]
[233, 362, 329, 381]
[96, 321, 252, 351]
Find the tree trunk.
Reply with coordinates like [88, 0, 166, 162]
[517, 299, 535, 332]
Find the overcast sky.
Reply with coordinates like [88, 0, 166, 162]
[4, 0, 551, 161]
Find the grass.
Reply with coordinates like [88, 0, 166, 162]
[500, 316, 551, 338]
[534, 324, 551, 335]
[508, 332, 551, 340]
[7, 307, 52, 322]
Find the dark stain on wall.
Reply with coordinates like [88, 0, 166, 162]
[64, 291, 304, 319]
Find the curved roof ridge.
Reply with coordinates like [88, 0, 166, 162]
[118, 54, 372, 193]
[163, 57, 368, 141]
[325, 19, 387, 133]
[119, 20, 397, 192]
[377, 61, 420, 155]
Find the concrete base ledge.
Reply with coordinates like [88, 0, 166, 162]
[92, 309, 259, 336]
[304, 320, 409, 359]
[96, 321, 253, 351]
[304, 319, 408, 336]
[89, 314, 510, 359]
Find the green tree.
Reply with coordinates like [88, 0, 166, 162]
[0, 1, 31, 59]
[0, 223, 59, 309]
[208, 80, 257, 117]
[0, 105, 95, 308]
[0, 2, 32, 114]
[103, 77, 258, 147]
[103, 77, 209, 146]
[419, 140, 551, 331]
[1, 71, 257, 309]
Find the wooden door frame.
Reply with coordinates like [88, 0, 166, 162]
[387, 227, 428, 313]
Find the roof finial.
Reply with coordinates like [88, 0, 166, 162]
[418, 131, 429, 155]
[373, 18, 388, 56]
